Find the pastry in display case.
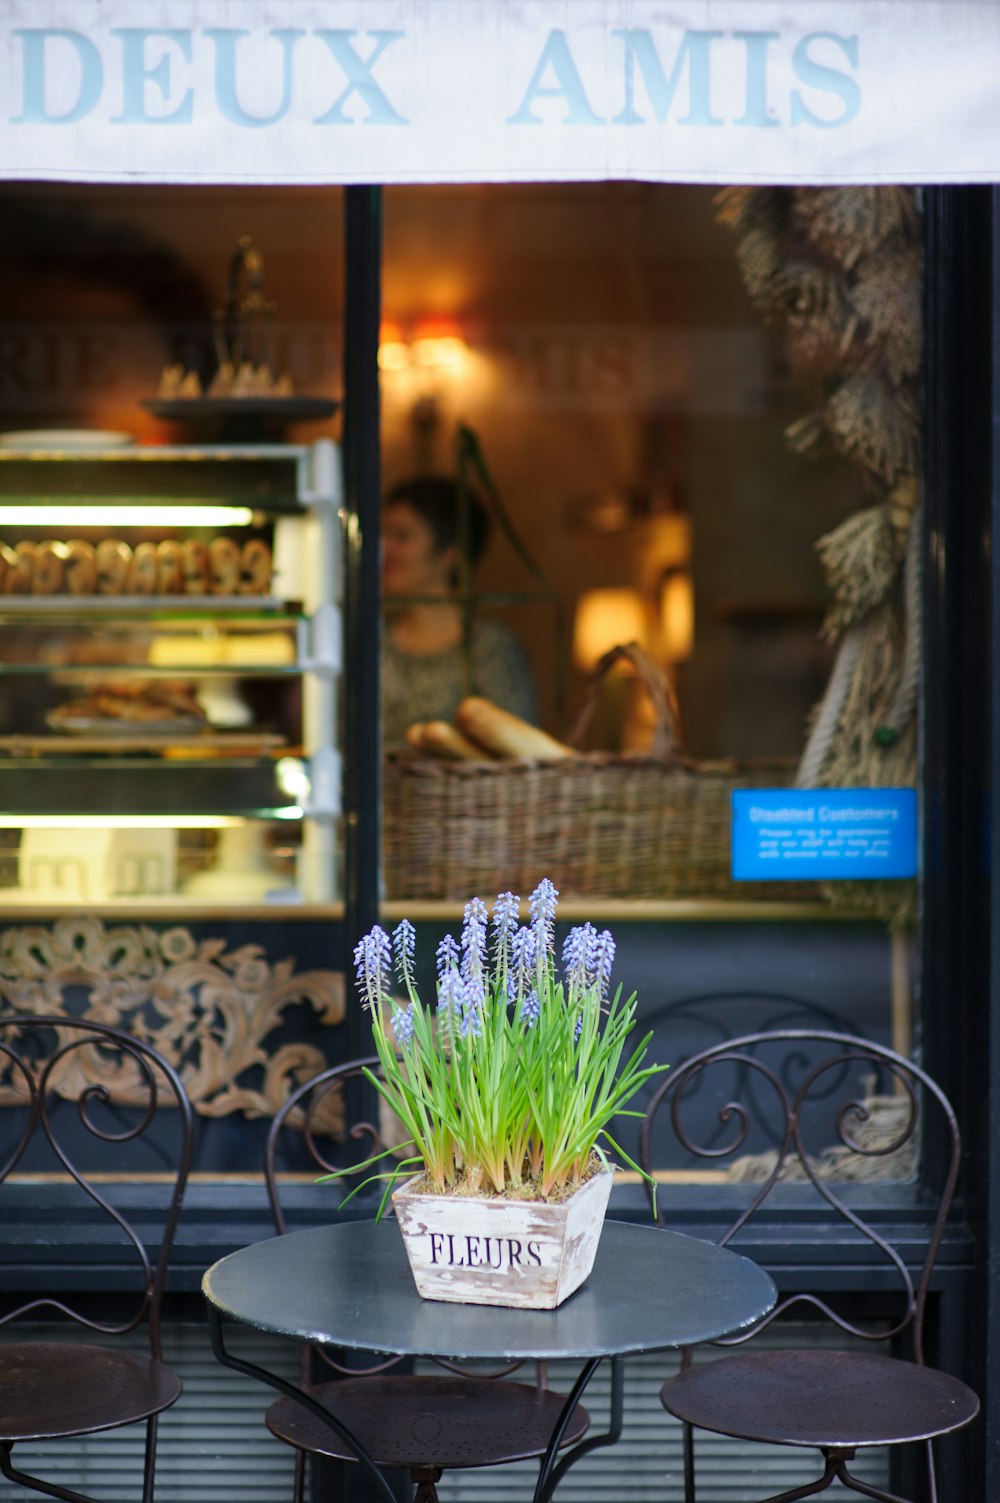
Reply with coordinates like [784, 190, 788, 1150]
[0, 439, 341, 909]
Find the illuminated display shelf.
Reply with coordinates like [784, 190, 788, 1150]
[0, 440, 342, 908]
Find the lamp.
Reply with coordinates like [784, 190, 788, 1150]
[378, 320, 469, 373]
[572, 588, 647, 671]
[659, 567, 694, 662]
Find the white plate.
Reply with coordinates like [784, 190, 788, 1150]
[0, 429, 135, 450]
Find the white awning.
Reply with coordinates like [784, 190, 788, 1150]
[3, 1, 999, 186]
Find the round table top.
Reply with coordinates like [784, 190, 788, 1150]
[203, 1219, 776, 1362]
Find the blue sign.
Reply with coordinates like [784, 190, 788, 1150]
[731, 788, 917, 881]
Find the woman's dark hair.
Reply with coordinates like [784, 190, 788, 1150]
[384, 475, 491, 566]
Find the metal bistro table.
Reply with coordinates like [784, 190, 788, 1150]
[203, 1218, 776, 1503]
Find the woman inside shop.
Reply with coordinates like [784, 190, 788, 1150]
[381, 474, 538, 750]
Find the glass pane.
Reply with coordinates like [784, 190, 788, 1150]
[0, 184, 344, 910]
[380, 183, 921, 928]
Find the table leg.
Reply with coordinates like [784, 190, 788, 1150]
[532, 1355, 625, 1503]
[205, 1300, 398, 1503]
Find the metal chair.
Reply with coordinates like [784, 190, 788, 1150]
[0, 1012, 195, 1503]
[263, 1056, 589, 1503]
[639, 1029, 979, 1503]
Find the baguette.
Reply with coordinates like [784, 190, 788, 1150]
[456, 697, 573, 762]
[419, 720, 491, 762]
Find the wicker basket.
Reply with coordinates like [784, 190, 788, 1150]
[383, 645, 799, 902]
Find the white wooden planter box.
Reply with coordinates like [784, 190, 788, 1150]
[391, 1166, 614, 1309]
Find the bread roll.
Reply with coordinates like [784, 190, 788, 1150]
[209, 536, 242, 595]
[65, 539, 97, 595]
[96, 538, 132, 594]
[33, 541, 67, 594]
[419, 720, 492, 762]
[156, 539, 183, 594]
[0, 544, 22, 594]
[128, 541, 159, 595]
[239, 538, 272, 595]
[181, 539, 209, 595]
[404, 722, 427, 750]
[4, 542, 34, 594]
[456, 697, 573, 762]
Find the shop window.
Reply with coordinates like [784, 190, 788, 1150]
[0, 184, 345, 912]
[381, 182, 922, 1095]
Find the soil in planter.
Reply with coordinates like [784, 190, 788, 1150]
[404, 1150, 608, 1205]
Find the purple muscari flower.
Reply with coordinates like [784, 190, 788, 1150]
[353, 926, 391, 1009]
[392, 919, 416, 986]
[459, 1010, 482, 1039]
[562, 923, 597, 996]
[518, 989, 540, 1030]
[574, 1012, 584, 1042]
[436, 932, 459, 978]
[459, 978, 484, 1038]
[494, 891, 519, 929]
[591, 929, 616, 997]
[392, 1004, 415, 1046]
[526, 877, 556, 925]
[437, 968, 464, 1032]
[510, 925, 538, 1000]
[526, 877, 556, 955]
[492, 891, 519, 969]
[461, 897, 488, 984]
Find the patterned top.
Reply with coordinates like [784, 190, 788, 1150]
[382, 618, 538, 751]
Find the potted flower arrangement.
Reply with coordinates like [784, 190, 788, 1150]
[339, 878, 667, 1309]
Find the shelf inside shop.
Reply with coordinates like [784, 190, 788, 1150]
[0, 805, 304, 822]
[0, 760, 306, 816]
[0, 445, 309, 462]
[379, 897, 857, 924]
[0, 662, 301, 677]
[0, 446, 310, 511]
[0, 734, 291, 756]
[0, 897, 342, 917]
[0, 596, 297, 618]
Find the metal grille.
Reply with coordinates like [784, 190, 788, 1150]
[2, 1321, 891, 1502]
[1, 1322, 301, 1503]
[419, 1326, 891, 1503]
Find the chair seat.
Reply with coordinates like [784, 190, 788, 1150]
[661, 1349, 980, 1450]
[0, 1342, 182, 1443]
[267, 1374, 590, 1470]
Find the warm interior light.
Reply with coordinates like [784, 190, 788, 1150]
[409, 335, 468, 370]
[660, 569, 695, 661]
[378, 341, 411, 372]
[573, 588, 648, 671]
[377, 318, 469, 373]
[0, 813, 302, 829]
[0, 504, 255, 527]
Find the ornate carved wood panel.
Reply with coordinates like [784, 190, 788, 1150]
[0, 918, 344, 1119]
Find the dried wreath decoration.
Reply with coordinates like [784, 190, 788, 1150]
[326, 879, 667, 1216]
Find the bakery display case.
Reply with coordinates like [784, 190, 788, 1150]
[0, 439, 341, 911]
